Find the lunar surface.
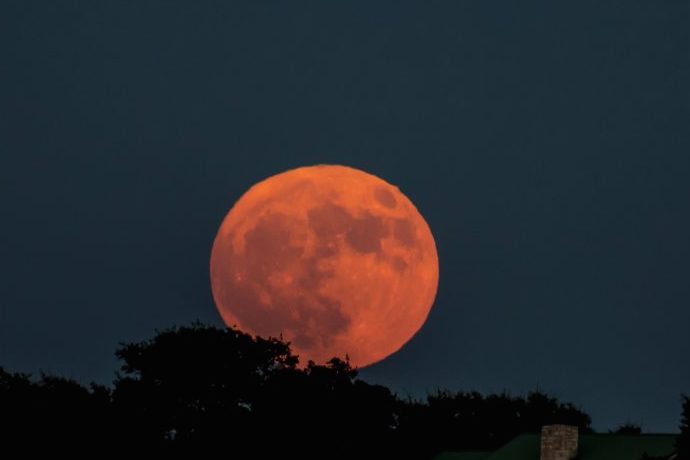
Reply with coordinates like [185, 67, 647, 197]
[210, 165, 439, 367]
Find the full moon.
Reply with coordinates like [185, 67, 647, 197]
[210, 165, 439, 368]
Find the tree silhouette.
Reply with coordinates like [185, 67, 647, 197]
[679, 395, 690, 460]
[112, 323, 297, 453]
[0, 367, 113, 451]
[610, 422, 642, 435]
[253, 357, 397, 459]
[111, 324, 396, 458]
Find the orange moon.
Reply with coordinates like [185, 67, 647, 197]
[210, 165, 439, 367]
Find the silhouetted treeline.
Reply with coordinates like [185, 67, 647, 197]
[395, 388, 593, 455]
[0, 323, 661, 458]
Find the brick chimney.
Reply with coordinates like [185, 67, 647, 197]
[540, 425, 578, 460]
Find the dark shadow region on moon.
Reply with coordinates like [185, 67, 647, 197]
[308, 203, 389, 254]
[224, 212, 350, 352]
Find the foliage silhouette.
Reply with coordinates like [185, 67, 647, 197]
[112, 323, 298, 453]
[0, 367, 113, 452]
[679, 395, 690, 460]
[108, 324, 400, 457]
[395, 388, 593, 456]
[1, 324, 598, 458]
[610, 422, 643, 435]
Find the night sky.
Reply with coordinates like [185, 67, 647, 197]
[2, 1, 689, 432]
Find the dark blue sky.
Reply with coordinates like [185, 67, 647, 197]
[1, 1, 688, 432]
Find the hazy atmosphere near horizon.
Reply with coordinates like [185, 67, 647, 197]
[1, 1, 689, 433]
